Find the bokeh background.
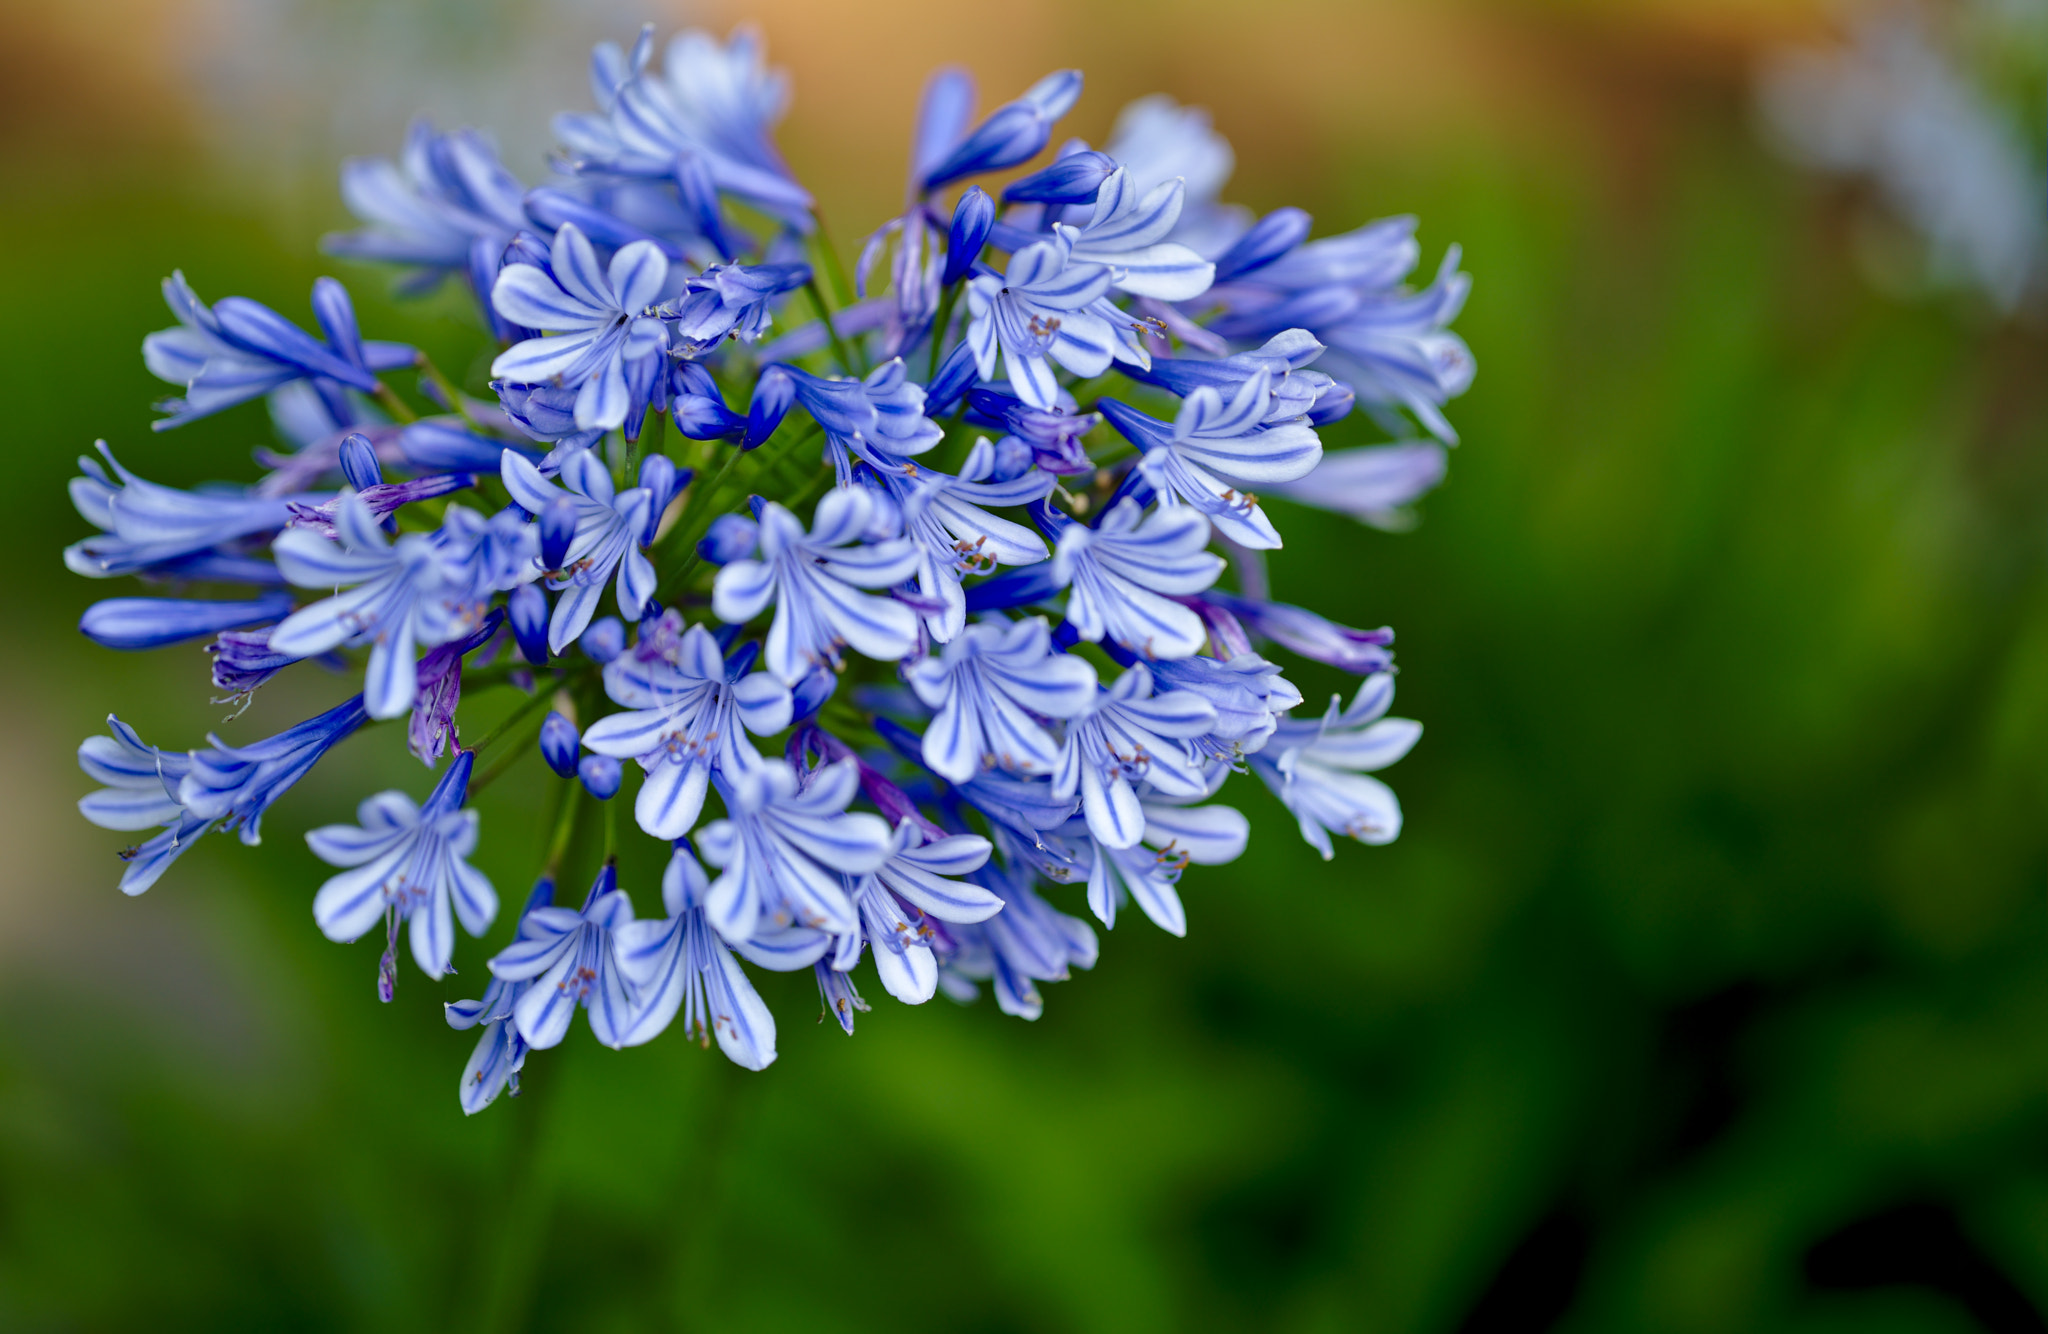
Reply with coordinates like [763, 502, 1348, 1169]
[4, 0, 2048, 1329]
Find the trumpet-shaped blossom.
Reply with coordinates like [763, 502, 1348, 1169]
[613, 845, 778, 1066]
[1100, 366, 1323, 549]
[966, 232, 1116, 410]
[661, 262, 810, 352]
[1051, 665, 1217, 849]
[66, 443, 293, 583]
[270, 496, 494, 718]
[937, 840, 1098, 1021]
[78, 698, 367, 895]
[1050, 499, 1227, 659]
[500, 448, 655, 651]
[1251, 672, 1421, 858]
[696, 759, 894, 941]
[582, 615, 794, 838]
[144, 274, 415, 430]
[307, 750, 496, 984]
[880, 438, 1054, 640]
[904, 616, 1097, 783]
[487, 862, 640, 1049]
[1057, 167, 1215, 301]
[490, 224, 671, 433]
[710, 489, 919, 685]
[325, 120, 530, 337]
[1076, 798, 1248, 935]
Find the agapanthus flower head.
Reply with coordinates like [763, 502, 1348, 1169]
[70, 33, 1466, 1106]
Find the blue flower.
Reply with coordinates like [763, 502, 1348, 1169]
[659, 261, 810, 352]
[486, 861, 644, 1050]
[903, 616, 1097, 783]
[934, 836, 1098, 1021]
[1099, 366, 1323, 549]
[269, 495, 495, 719]
[1209, 221, 1474, 442]
[1149, 651, 1304, 759]
[611, 845, 778, 1067]
[447, 971, 530, 1113]
[144, 274, 415, 430]
[1125, 328, 1345, 423]
[710, 488, 920, 685]
[824, 822, 1002, 1005]
[920, 69, 1084, 191]
[1200, 591, 1395, 675]
[965, 389, 1100, 476]
[208, 631, 315, 706]
[307, 749, 496, 984]
[581, 614, 794, 839]
[559, 25, 811, 221]
[324, 119, 531, 336]
[753, 359, 945, 472]
[500, 448, 656, 652]
[696, 758, 895, 942]
[1050, 664, 1217, 849]
[66, 443, 292, 583]
[965, 231, 1116, 410]
[1049, 498, 1226, 659]
[490, 224, 671, 434]
[1057, 167, 1216, 302]
[1104, 95, 1245, 258]
[1073, 798, 1248, 935]
[407, 611, 505, 766]
[1250, 672, 1421, 858]
[878, 438, 1054, 640]
[78, 698, 368, 895]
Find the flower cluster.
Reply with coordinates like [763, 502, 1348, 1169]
[72, 28, 1467, 1113]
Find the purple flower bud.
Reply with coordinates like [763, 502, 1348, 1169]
[744, 365, 796, 449]
[1002, 150, 1115, 205]
[698, 513, 759, 564]
[1212, 207, 1313, 283]
[338, 432, 384, 491]
[540, 711, 581, 777]
[578, 753, 623, 800]
[538, 494, 577, 569]
[581, 616, 625, 664]
[942, 187, 996, 286]
[508, 583, 549, 664]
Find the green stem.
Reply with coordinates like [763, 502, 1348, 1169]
[469, 684, 556, 755]
[371, 382, 418, 425]
[544, 779, 584, 878]
[810, 212, 857, 308]
[804, 280, 858, 377]
[928, 281, 963, 381]
[416, 354, 481, 430]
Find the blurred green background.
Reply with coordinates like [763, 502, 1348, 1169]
[4, 0, 2048, 1329]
